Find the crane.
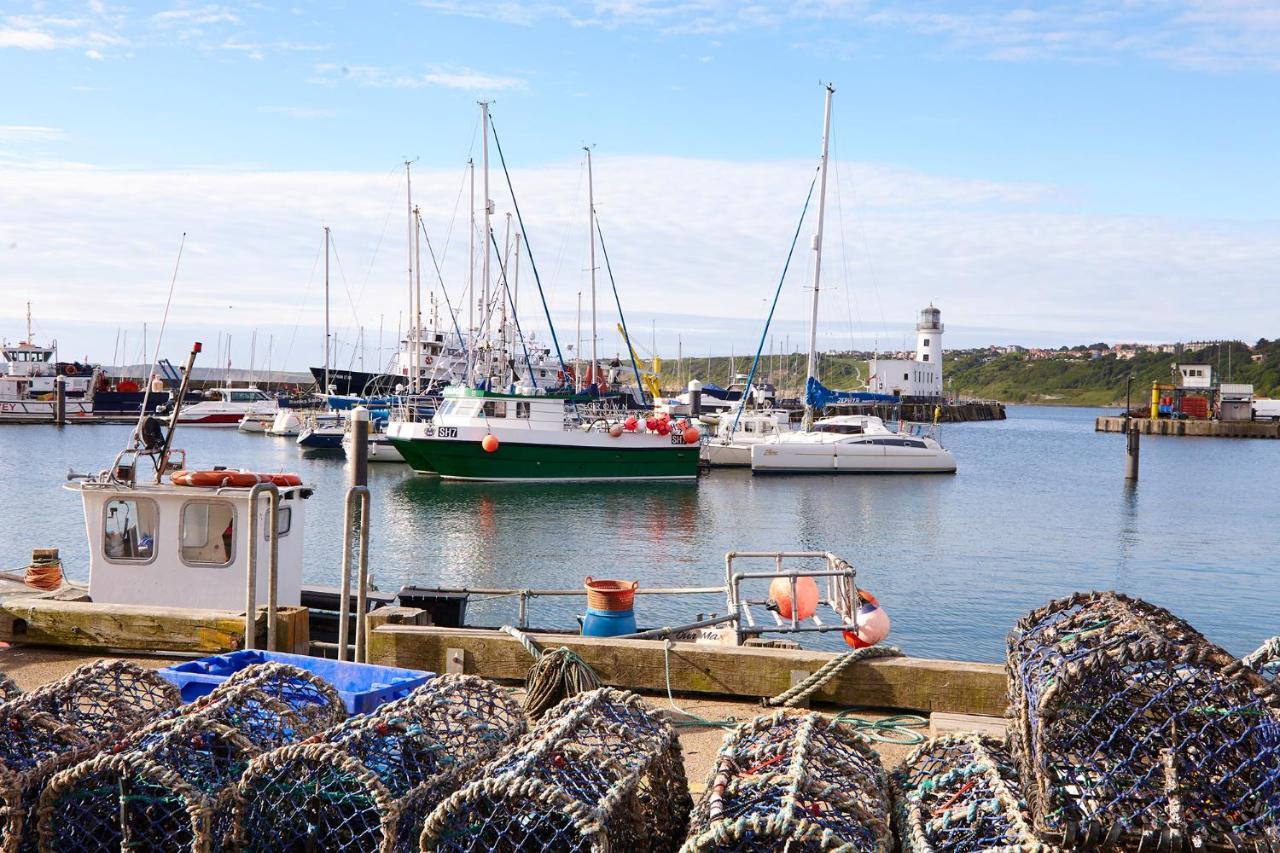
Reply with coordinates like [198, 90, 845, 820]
[616, 322, 663, 403]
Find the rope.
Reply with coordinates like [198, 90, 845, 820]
[830, 709, 927, 745]
[1242, 635, 1280, 674]
[24, 552, 63, 591]
[501, 625, 602, 720]
[594, 218, 648, 406]
[764, 644, 903, 707]
[662, 639, 737, 729]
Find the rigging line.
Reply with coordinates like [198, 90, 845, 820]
[488, 229, 538, 388]
[545, 156, 589, 329]
[417, 216, 468, 358]
[831, 141, 865, 374]
[729, 167, 820, 440]
[326, 232, 364, 372]
[489, 116, 571, 385]
[433, 157, 473, 276]
[279, 239, 323, 381]
[355, 163, 406, 310]
[836, 118, 887, 355]
[593, 217, 648, 407]
[134, 232, 186, 440]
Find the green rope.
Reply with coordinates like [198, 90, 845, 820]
[829, 709, 927, 745]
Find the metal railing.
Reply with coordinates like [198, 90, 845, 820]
[338, 485, 371, 662]
[724, 551, 860, 645]
[244, 483, 281, 651]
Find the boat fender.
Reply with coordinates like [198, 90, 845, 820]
[843, 590, 891, 649]
[683, 427, 700, 444]
[481, 435, 500, 453]
[769, 575, 819, 621]
[608, 424, 623, 438]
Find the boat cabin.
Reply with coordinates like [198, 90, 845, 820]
[64, 478, 309, 611]
[199, 387, 273, 404]
[435, 386, 572, 430]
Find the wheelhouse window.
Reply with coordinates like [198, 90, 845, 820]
[180, 501, 236, 566]
[816, 423, 863, 434]
[263, 506, 292, 539]
[483, 400, 508, 418]
[516, 401, 531, 419]
[103, 498, 158, 563]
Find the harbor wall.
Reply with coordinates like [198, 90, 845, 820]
[821, 400, 1006, 423]
[1096, 416, 1280, 439]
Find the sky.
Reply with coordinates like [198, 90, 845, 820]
[2, 0, 1278, 372]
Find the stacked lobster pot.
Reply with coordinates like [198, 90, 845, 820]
[422, 687, 691, 853]
[893, 733, 1061, 853]
[0, 672, 18, 702]
[680, 711, 893, 852]
[0, 660, 180, 853]
[36, 662, 344, 853]
[1007, 591, 1280, 850]
[232, 674, 525, 852]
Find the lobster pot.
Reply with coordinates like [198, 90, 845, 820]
[0, 673, 18, 702]
[36, 717, 258, 853]
[15, 660, 180, 743]
[1244, 635, 1280, 682]
[182, 662, 346, 750]
[0, 707, 89, 853]
[233, 675, 525, 853]
[421, 687, 691, 853]
[893, 734, 1056, 853]
[680, 711, 892, 853]
[1008, 592, 1280, 849]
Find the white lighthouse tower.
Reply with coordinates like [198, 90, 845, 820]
[867, 304, 945, 400]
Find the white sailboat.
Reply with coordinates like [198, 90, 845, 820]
[750, 85, 956, 475]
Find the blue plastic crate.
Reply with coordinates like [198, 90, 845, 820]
[158, 650, 434, 715]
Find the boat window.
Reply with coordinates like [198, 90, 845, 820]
[437, 401, 455, 417]
[103, 498, 159, 563]
[483, 401, 508, 419]
[180, 501, 236, 567]
[264, 506, 292, 538]
[516, 401, 531, 419]
[816, 424, 863, 434]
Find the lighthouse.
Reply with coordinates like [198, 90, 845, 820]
[867, 305, 945, 401]
[917, 304, 943, 368]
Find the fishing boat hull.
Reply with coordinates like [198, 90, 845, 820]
[389, 435, 699, 481]
[0, 399, 94, 423]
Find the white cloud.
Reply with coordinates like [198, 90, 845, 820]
[0, 125, 66, 142]
[0, 27, 58, 49]
[316, 64, 526, 91]
[151, 5, 241, 27]
[85, 48, 103, 59]
[0, 157, 1274, 365]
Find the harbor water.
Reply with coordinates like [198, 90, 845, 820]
[2, 405, 1275, 663]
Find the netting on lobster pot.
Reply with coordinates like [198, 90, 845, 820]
[233, 675, 526, 853]
[893, 733, 1058, 853]
[1244, 635, 1280, 683]
[178, 661, 346, 750]
[0, 706, 90, 853]
[1008, 591, 1280, 849]
[35, 715, 258, 853]
[16, 660, 180, 743]
[680, 711, 892, 853]
[0, 672, 19, 702]
[421, 687, 691, 853]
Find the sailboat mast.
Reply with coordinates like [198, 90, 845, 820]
[585, 147, 598, 390]
[414, 204, 424, 392]
[468, 158, 475, 349]
[405, 160, 416, 392]
[324, 225, 331, 394]
[804, 83, 835, 428]
[25, 302, 31, 344]
[480, 101, 492, 368]
[576, 291, 582, 392]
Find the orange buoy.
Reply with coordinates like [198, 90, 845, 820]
[481, 434, 500, 453]
[683, 427, 700, 444]
[609, 424, 623, 438]
[843, 590, 891, 649]
[770, 575, 819, 621]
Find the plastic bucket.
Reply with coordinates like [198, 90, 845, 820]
[582, 607, 637, 638]
[584, 577, 639, 611]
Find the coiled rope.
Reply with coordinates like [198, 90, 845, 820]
[24, 551, 63, 591]
[765, 644, 903, 707]
[500, 625, 601, 719]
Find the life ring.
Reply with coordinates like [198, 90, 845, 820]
[425, 356, 434, 365]
[64, 365, 78, 376]
[171, 470, 303, 488]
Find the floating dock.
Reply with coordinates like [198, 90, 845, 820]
[1096, 415, 1280, 438]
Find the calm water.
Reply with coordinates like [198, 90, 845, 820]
[1, 406, 1275, 663]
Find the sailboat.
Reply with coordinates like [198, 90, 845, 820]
[388, 106, 700, 481]
[749, 85, 956, 475]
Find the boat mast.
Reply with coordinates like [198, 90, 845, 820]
[499, 212, 511, 387]
[324, 225, 331, 394]
[414, 204, 424, 392]
[480, 101, 492, 384]
[468, 158, 475, 354]
[576, 291, 582, 392]
[585, 147, 598, 391]
[405, 160, 417, 393]
[803, 83, 835, 430]
[25, 302, 31, 344]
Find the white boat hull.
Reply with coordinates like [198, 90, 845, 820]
[751, 440, 956, 473]
[0, 399, 93, 423]
[701, 441, 752, 467]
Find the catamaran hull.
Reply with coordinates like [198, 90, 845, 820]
[751, 442, 957, 474]
[389, 437, 700, 481]
[701, 442, 752, 467]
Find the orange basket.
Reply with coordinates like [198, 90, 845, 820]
[584, 577, 640, 611]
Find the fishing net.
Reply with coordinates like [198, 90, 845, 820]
[680, 710, 892, 852]
[36, 716, 257, 853]
[1244, 635, 1280, 682]
[233, 674, 525, 853]
[422, 687, 691, 853]
[0, 706, 91, 853]
[29, 661, 343, 853]
[1008, 591, 1280, 849]
[0, 673, 18, 702]
[893, 733, 1058, 853]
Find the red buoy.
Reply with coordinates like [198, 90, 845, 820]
[481, 435, 500, 453]
[769, 575, 819, 621]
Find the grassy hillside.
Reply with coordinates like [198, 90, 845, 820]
[647, 339, 1280, 405]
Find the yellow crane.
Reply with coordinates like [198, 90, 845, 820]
[616, 322, 663, 402]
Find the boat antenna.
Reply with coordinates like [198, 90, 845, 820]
[133, 233, 186, 439]
[802, 83, 835, 432]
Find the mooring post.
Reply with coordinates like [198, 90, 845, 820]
[1125, 420, 1141, 480]
[350, 406, 369, 487]
[688, 379, 702, 417]
[54, 376, 66, 425]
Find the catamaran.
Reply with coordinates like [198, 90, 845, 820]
[748, 85, 956, 475]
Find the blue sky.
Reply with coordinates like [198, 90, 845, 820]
[2, 1, 1278, 370]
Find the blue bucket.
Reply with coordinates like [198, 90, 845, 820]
[582, 607, 637, 637]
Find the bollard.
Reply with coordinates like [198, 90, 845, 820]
[1125, 419, 1140, 480]
[688, 379, 702, 417]
[350, 405, 369, 487]
[54, 375, 66, 425]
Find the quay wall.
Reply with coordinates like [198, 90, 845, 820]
[821, 400, 1006, 423]
[1096, 416, 1280, 439]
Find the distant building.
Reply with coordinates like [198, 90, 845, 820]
[1176, 363, 1213, 389]
[867, 305, 944, 400]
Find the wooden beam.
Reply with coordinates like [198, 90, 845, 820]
[368, 625, 1007, 717]
[0, 599, 308, 654]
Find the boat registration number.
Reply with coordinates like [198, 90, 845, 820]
[436, 426, 458, 438]
[670, 432, 684, 445]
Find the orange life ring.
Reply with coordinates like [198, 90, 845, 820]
[170, 470, 303, 488]
[64, 365, 78, 376]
